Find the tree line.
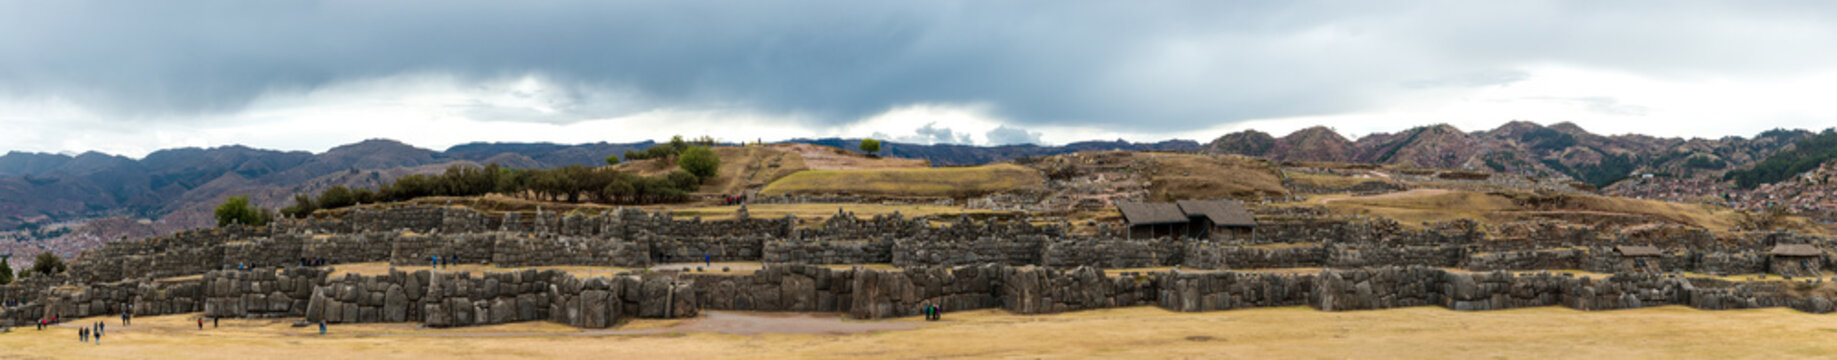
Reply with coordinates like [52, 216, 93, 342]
[277, 144, 721, 218]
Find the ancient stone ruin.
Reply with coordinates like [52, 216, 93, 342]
[4, 205, 1836, 329]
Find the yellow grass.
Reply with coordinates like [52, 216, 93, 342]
[765, 143, 928, 170]
[329, 262, 634, 279]
[615, 146, 811, 196]
[669, 203, 1011, 221]
[13, 306, 1837, 359]
[759, 163, 1044, 198]
[1314, 189, 1753, 232]
[1143, 153, 1287, 201]
[1284, 171, 1392, 189]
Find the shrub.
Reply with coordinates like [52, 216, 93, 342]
[678, 146, 721, 180]
[214, 195, 271, 227]
[859, 138, 881, 154]
[30, 252, 65, 276]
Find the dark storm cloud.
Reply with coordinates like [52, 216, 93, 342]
[2, 1, 1835, 130]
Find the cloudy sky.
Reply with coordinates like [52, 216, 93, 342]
[3, 1, 1836, 158]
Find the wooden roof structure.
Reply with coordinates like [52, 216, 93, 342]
[1768, 244, 1822, 257]
[1116, 202, 1190, 225]
[1613, 245, 1662, 257]
[1176, 200, 1257, 227]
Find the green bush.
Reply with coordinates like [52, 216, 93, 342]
[678, 146, 721, 180]
[214, 195, 271, 227]
[30, 252, 65, 276]
[860, 138, 881, 154]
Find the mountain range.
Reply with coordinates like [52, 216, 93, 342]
[1204, 121, 1813, 188]
[0, 137, 1197, 234]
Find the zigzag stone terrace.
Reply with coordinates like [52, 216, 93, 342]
[4, 204, 1837, 329]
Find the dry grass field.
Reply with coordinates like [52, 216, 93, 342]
[1141, 153, 1288, 202]
[1307, 189, 1763, 232]
[8, 306, 1837, 359]
[616, 146, 811, 196]
[668, 203, 1015, 222]
[759, 163, 1044, 198]
[1283, 171, 1398, 189]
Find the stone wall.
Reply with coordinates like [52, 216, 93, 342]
[1182, 243, 1327, 269]
[202, 267, 331, 318]
[762, 239, 892, 264]
[68, 226, 258, 283]
[304, 268, 697, 328]
[1001, 266, 1157, 314]
[489, 234, 647, 267]
[687, 264, 856, 313]
[1155, 270, 1314, 312]
[1040, 238, 1180, 269]
[645, 235, 766, 264]
[1326, 245, 1464, 268]
[1692, 251, 1769, 275]
[892, 236, 1045, 267]
[302, 233, 397, 264]
[387, 232, 500, 266]
[1461, 248, 1586, 271]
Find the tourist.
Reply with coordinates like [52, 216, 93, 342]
[319, 320, 327, 335]
[94, 323, 102, 345]
[214, 317, 219, 328]
[122, 311, 130, 326]
[80, 327, 87, 342]
[704, 253, 711, 267]
[432, 255, 439, 268]
[198, 317, 204, 330]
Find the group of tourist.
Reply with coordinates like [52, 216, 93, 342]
[77, 321, 104, 344]
[920, 303, 943, 321]
[722, 194, 748, 206]
[430, 254, 464, 268]
[300, 257, 329, 267]
[35, 314, 59, 330]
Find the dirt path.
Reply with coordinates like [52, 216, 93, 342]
[1317, 188, 1449, 204]
[770, 143, 927, 170]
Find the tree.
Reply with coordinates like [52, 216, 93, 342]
[30, 252, 65, 276]
[666, 170, 701, 192]
[280, 194, 318, 218]
[214, 195, 271, 228]
[670, 135, 689, 152]
[317, 186, 356, 209]
[859, 138, 882, 155]
[605, 155, 621, 166]
[0, 256, 13, 285]
[678, 146, 721, 180]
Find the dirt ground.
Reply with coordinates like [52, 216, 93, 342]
[7, 305, 1837, 359]
[769, 143, 928, 170]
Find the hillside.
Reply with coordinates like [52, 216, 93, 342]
[785, 138, 1202, 166]
[760, 163, 1045, 199]
[1207, 122, 1814, 188]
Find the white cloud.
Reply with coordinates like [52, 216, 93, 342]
[986, 125, 1044, 145]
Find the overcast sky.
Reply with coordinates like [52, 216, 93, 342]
[3, 1, 1836, 158]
